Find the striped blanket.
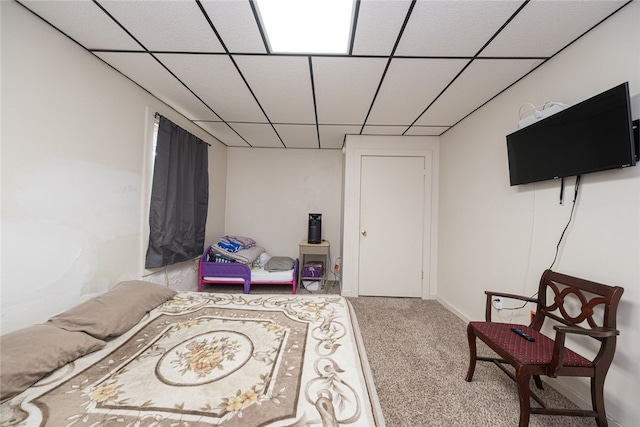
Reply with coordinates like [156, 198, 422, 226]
[209, 244, 264, 264]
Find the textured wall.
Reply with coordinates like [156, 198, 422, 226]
[0, 1, 225, 333]
[437, 3, 640, 426]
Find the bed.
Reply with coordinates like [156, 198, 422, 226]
[199, 245, 298, 294]
[0, 281, 385, 426]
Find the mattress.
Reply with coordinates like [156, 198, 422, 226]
[204, 267, 294, 283]
[1, 291, 386, 426]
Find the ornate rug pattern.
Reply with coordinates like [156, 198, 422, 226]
[1, 293, 384, 426]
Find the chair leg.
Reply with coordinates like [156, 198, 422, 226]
[591, 372, 609, 427]
[533, 375, 544, 390]
[516, 368, 532, 427]
[465, 325, 478, 382]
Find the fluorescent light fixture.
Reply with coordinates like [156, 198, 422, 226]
[256, 0, 354, 54]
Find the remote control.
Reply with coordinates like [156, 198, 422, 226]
[511, 327, 535, 342]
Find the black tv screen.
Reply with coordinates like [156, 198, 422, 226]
[506, 82, 636, 186]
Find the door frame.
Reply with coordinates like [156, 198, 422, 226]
[341, 135, 439, 299]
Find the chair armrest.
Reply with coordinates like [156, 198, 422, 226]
[485, 291, 538, 302]
[484, 291, 538, 322]
[548, 326, 620, 376]
[554, 325, 620, 338]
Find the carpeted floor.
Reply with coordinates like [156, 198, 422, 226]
[199, 283, 600, 426]
[347, 296, 600, 427]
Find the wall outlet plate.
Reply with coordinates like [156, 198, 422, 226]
[492, 297, 503, 310]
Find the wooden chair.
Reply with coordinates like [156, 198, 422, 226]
[465, 270, 624, 427]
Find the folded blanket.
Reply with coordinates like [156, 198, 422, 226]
[209, 244, 264, 265]
[218, 238, 241, 253]
[217, 236, 256, 253]
[227, 235, 256, 247]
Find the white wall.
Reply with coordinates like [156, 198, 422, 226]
[3, 0, 638, 422]
[0, 1, 227, 334]
[224, 147, 343, 267]
[437, 3, 640, 426]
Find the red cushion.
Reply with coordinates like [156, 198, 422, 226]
[469, 322, 593, 368]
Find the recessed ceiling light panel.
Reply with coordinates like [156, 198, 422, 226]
[255, 0, 355, 54]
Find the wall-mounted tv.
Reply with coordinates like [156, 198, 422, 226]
[506, 82, 636, 186]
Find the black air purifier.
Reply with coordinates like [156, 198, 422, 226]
[308, 213, 322, 244]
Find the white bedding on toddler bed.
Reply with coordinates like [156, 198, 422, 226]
[204, 267, 294, 283]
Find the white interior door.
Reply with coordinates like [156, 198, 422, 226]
[358, 155, 426, 297]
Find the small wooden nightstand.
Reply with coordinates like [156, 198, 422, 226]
[298, 240, 330, 291]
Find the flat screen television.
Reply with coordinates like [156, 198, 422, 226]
[506, 82, 636, 186]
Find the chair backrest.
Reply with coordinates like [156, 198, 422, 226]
[530, 270, 624, 333]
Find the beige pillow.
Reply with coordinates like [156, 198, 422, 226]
[0, 324, 106, 400]
[48, 280, 177, 339]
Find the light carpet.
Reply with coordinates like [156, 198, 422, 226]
[348, 297, 602, 427]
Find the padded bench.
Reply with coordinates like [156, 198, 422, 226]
[465, 269, 624, 427]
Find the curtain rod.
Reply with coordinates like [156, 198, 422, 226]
[154, 112, 211, 147]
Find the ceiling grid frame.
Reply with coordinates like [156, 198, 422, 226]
[15, 0, 633, 149]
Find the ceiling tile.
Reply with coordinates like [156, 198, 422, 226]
[230, 123, 284, 148]
[155, 53, 266, 123]
[99, 0, 224, 52]
[199, 0, 267, 53]
[415, 58, 541, 126]
[313, 57, 388, 125]
[19, 0, 140, 50]
[94, 52, 219, 121]
[319, 125, 362, 149]
[395, 1, 524, 57]
[351, 0, 413, 56]
[482, 1, 628, 57]
[195, 121, 249, 147]
[366, 58, 468, 126]
[233, 55, 316, 124]
[274, 124, 319, 149]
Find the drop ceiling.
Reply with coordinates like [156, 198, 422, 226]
[17, 0, 631, 149]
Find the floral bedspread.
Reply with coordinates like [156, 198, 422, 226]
[0, 293, 385, 426]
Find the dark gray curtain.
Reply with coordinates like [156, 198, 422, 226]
[145, 116, 209, 268]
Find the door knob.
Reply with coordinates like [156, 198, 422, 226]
[361, 230, 367, 236]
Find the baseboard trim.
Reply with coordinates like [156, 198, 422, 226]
[435, 296, 470, 323]
[541, 378, 624, 427]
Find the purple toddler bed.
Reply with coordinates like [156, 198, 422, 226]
[198, 245, 299, 294]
